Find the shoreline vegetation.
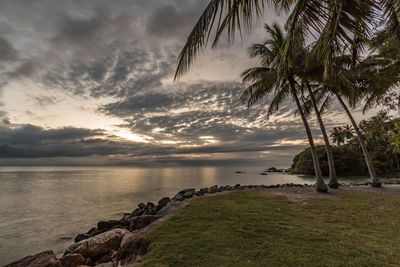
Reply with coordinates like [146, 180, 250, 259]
[291, 112, 400, 178]
[6, 180, 400, 266]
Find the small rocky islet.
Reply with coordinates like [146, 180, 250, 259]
[6, 180, 400, 267]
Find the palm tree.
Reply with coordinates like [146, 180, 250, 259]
[331, 127, 346, 146]
[174, 0, 400, 80]
[241, 24, 328, 192]
[343, 125, 354, 141]
[174, 1, 398, 188]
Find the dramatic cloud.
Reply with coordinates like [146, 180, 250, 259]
[0, 0, 373, 166]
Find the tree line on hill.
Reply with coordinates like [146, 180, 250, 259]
[292, 112, 400, 177]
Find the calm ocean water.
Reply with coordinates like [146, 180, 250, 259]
[0, 166, 373, 264]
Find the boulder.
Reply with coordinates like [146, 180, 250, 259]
[74, 233, 90, 243]
[200, 188, 208, 194]
[146, 202, 155, 210]
[117, 232, 151, 263]
[194, 191, 203, 196]
[138, 203, 146, 209]
[177, 188, 195, 195]
[157, 197, 171, 209]
[172, 193, 184, 201]
[131, 207, 145, 217]
[87, 227, 98, 235]
[61, 253, 85, 267]
[130, 215, 162, 231]
[64, 228, 128, 261]
[183, 191, 194, 198]
[208, 185, 219, 194]
[5, 250, 62, 267]
[97, 220, 121, 231]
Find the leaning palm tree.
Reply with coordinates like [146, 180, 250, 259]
[295, 53, 339, 188]
[175, 0, 400, 80]
[241, 24, 328, 192]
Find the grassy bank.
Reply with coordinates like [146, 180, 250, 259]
[139, 190, 400, 266]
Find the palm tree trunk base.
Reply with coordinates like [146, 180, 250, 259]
[372, 182, 382, 188]
[328, 183, 339, 189]
[316, 187, 328, 193]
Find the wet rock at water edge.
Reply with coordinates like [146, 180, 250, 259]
[157, 197, 171, 209]
[183, 191, 194, 198]
[208, 185, 219, 194]
[172, 193, 184, 201]
[97, 220, 122, 231]
[5, 250, 62, 267]
[131, 207, 146, 217]
[200, 188, 208, 194]
[74, 233, 90, 243]
[177, 188, 195, 195]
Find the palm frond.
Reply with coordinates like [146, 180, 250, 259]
[381, 0, 400, 40]
[175, 0, 268, 80]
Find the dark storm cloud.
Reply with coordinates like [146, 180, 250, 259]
[146, 0, 209, 39]
[0, 37, 17, 61]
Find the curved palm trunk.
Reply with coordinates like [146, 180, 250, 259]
[306, 83, 338, 188]
[290, 80, 328, 192]
[335, 94, 382, 187]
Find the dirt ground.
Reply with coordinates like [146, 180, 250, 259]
[264, 184, 400, 203]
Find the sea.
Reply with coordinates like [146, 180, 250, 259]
[0, 166, 377, 264]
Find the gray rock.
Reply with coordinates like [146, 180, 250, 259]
[117, 231, 150, 263]
[157, 197, 171, 209]
[183, 191, 194, 198]
[64, 228, 128, 261]
[208, 185, 219, 194]
[130, 215, 162, 231]
[200, 188, 208, 193]
[177, 188, 195, 195]
[131, 207, 145, 217]
[138, 203, 146, 209]
[194, 191, 203, 196]
[146, 202, 155, 209]
[172, 193, 184, 201]
[147, 206, 158, 215]
[5, 250, 62, 267]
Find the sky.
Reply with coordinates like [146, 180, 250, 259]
[0, 0, 380, 167]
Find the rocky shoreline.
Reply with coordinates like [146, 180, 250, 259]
[5, 180, 400, 267]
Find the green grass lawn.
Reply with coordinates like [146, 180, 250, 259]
[139, 191, 400, 266]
